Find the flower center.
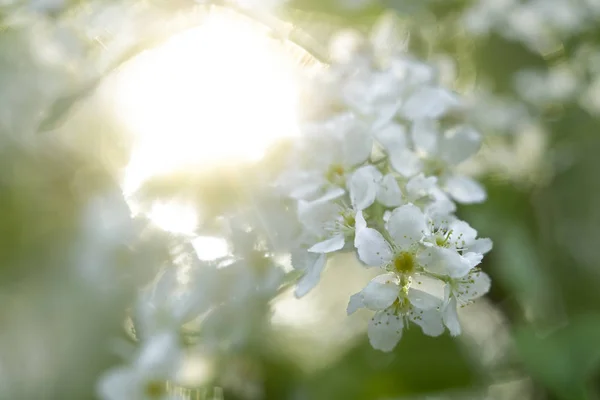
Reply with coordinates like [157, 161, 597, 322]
[424, 158, 446, 176]
[342, 212, 355, 228]
[326, 164, 345, 185]
[393, 252, 415, 274]
[434, 229, 452, 247]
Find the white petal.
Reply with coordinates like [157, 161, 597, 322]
[361, 274, 399, 311]
[297, 198, 339, 236]
[410, 272, 446, 299]
[442, 296, 461, 336]
[290, 249, 314, 271]
[468, 238, 493, 254]
[425, 187, 457, 216]
[463, 252, 483, 269]
[440, 125, 481, 165]
[377, 174, 404, 207]
[355, 210, 367, 232]
[405, 174, 437, 200]
[385, 204, 428, 249]
[409, 308, 445, 337]
[315, 187, 347, 203]
[388, 149, 422, 177]
[382, 210, 392, 223]
[287, 172, 328, 200]
[445, 175, 487, 204]
[347, 292, 365, 315]
[418, 246, 473, 278]
[308, 234, 346, 253]
[448, 219, 478, 248]
[457, 271, 491, 303]
[408, 287, 443, 310]
[411, 119, 439, 155]
[294, 253, 327, 298]
[349, 165, 382, 210]
[368, 310, 404, 352]
[376, 123, 421, 177]
[354, 227, 393, 267]
[375, 122, 409, 151]
[401, 87, 459, 120]
[343, 120, 373, 166]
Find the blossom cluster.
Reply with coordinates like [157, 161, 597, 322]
[275, 31, 493, 351]
[92, 6, 494, 399]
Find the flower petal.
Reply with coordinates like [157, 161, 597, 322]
[308, 234, 346, 254]
[375, 122, 409, 151]
[349, 165, 382, 210]
[355, 210, 367, 232]
[457, 271, 491, 303]
[401, 86, 459, 120]
[389, 149, 422, 177]
[385, 204, 428, 249]
[440, 125, 481, 165]
[343, 120, 373, 166]
[409, 308, 445, 337]
[290, 249, 326, 296]
[468, 238, 493, 254]
[294, 253, 327, 298]
[368, 310, 404, 352]
[463, 252, 483, 269]
[448, 219, 478, 248]
[285, 171, 328, 200]
[408, 287, 443, 310]
[377, 174, 404, 207]
[354, 227, 393, 267]
[411, 119, 439, 155]
[405, 173, 437, 200]
[418, 246, 473, 278]
[445, 175, 487, 204]
[347, 292, 365, 315]
[361, 274, 399, 311]
[442, 295, 461, 336]
[297, 198, 340, 236]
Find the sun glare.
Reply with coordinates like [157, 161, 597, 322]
[113, 9, 303, 233]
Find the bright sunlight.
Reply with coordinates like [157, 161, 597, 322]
[113, 8, 303, 234]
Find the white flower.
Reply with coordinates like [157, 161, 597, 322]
[441, 269, 491, 336]
[281, 114, 373, 200]
[411, 120, 487, 203]
[291, 249, 327, 298]
[347, 273, 445, 351]
[374, 122, 422, 177]
[417, 217, 488, 279]
[354, 204, 428, 274]
[404, 174, 456, 216]
[297, 189, 353, 254]
[400, 86, 461, 121]
[97, 332, 183, 400]
[298, 166, 382, 255]
[343, 70, 403, 125]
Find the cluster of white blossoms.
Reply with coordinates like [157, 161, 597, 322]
[275, 30, 493, 351]
[92, 6, 495, 399]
